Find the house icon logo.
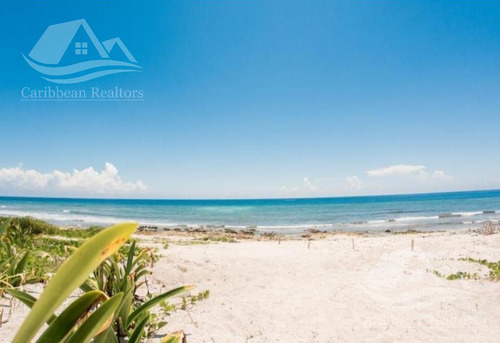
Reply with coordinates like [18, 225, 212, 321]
[23, 19, 142, 84]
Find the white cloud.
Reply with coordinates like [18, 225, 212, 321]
[366, 164, 451, 180]
[302, 177, 319, 192]
[0, 163, 147, 196]
[366, 164, 426, 177]
[345, 175, 363, 190]
[280, 176, 319, 195]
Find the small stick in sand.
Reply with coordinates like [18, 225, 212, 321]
[352, 238, 355, 250]
[308, 241, 311, 249]
[411, 239, 414, 251]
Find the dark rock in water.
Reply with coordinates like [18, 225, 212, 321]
[261, 232, 276, 238]
[224, 228, 238, 234]
[385, 229, 391, 233]
[307, 229, 326, 234]
[388, 219, 396, 223]
[187, 227, 207, 233]
[138, 225, 158, 232]
[240, 228, 256, 235]
[483, 210, 496, 214]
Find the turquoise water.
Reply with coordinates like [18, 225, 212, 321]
[1, 190, 500, 233]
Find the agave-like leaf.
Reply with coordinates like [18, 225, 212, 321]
[66, 292, 123, 343]
[37, 290, 108, 343]
[115, 287, 134, 334]
[128, 314, 149, 343]
[160, 331, 186, 343]
[12, 222, 138, 343]
[127, 285, 194, 326]
[125, 240, 136, 276]
[5, 289, 57, 324]
[14, 251, 29, 276]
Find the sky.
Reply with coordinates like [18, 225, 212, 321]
[0, 0, 499, 199]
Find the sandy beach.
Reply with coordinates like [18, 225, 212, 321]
[2, 229, 500, 342]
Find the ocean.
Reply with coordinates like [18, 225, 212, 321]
[1, 190, 500, 234]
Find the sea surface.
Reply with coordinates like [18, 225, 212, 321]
[1, 190, 500, 234]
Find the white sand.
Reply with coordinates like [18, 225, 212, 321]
[3, 231, 500, 342]
[152, 232, 500, 342]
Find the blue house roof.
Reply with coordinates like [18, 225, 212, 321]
[102, 38, 138, 63]
[29, 19, 109, 64]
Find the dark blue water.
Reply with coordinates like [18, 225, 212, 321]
[1, 190, 500, 233]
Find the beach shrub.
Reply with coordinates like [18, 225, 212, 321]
[0, 216, 59, 236]
[81, 239, 192, 341]
[8, 222, 193, 343]
[0, 219, 33, 295]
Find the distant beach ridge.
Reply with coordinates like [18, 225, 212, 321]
[1, 190, 500, 234]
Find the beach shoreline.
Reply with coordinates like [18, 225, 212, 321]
[3, 225, 500, 342]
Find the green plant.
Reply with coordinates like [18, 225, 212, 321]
[0, 216, 59, 236]
[459, 257, 500, 280]
[8, 222, 193, 343]
[0, 219, 32, 295]
[81, 239, 192, 341]
[445, 271, 479, 280]
[430, 269, 444, 278]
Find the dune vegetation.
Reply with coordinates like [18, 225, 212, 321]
[0, 217, 197, 343]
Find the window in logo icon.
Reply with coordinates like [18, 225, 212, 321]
[75, 42, 88, 55]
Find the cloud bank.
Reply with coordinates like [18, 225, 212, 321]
[0, 163, 147, 196]
[279, 164, 452, 198]
[366, 164, 450, 180]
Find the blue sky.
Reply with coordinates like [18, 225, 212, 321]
[0, 0, 499, 198]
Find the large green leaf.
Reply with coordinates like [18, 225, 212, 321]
[127, 285, 194, 326]
[12, 222, 138, 343]
[37, 290, 107, 343]
[66, 292, 123, 343]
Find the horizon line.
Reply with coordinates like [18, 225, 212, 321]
[0, 188, 499, 202]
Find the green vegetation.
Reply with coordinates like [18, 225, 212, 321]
[431, 256, 500, 281]
[200, 235, 237, 243]
[430, 268, 478, 280]
[6, 222, 193, 343]
[0, 217, 106, 284]
[458, 257, 500, 281]
[80, 239, 192, 341]
[445, 271, 479, 280]
[0, 217, 206, 342]
[431, 270, 444, 278]
[1, 219, 31, 294]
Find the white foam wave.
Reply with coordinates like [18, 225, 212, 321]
[394, 216, 439, 222]
[256, 223, 334, 230]
[452, 211, 483, 217]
